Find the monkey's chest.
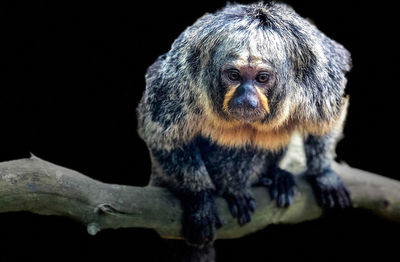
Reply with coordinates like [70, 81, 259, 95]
[199, 115, 294, 151]
[197, 136, 266, 191]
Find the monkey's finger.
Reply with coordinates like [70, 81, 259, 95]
[285, 185, 294, 207]
[288, 185, 297, 203]
[278, 195, 287, 207]
[248, 198, 256, 212]
[337, 187, 352, 209]
[285, 175, 296, 207]
[270, 176, 279, 200]
[236, 196, 247, 225]
[211, 200, 224, 228]
[238, 213, 249, 226]
[286, 194, 293, 207]
[230, 203, 238, 218]
[214, 212, 224, 229]
[343, 187, 353, 208]
[242, 197, 253, 224]
[326, 189, 336, 208]
[278, 193, 287, 207]
[242, 211, 251, 225]
[225, 195, 239, 218]
[314, 188, 326, 207]
[291, 184, 297, 196]
[277, 176, 286, 207]
[229, 195, 244, 223]
[233, 195, 249, 226]
[334, 189, 346, 208]
[339, 187, 352, 208]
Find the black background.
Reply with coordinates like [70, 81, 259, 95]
[1, 0, 399, 261]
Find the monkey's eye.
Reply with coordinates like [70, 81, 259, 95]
[227, 70, 241, 81]
[256, 73, 270, 83]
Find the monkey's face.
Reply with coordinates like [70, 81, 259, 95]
[220, 58, 276, 123]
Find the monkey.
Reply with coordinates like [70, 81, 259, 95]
[136, 2, 352, 261]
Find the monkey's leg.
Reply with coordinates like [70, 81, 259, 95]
[152, 142, 223, 247]
[199, 141, 257, 226]
[182, 241, 216, 262]
[180, 190, 223, 247]
[304, 134, 352, 209]
[258, 149, 297, 207]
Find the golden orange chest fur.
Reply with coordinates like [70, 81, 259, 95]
[198, 115, 295, 151]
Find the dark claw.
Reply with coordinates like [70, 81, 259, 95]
[215, 212, 224, 229]
[343, 188, 353, 207]
[264, 167, 297, 207]
[249, 199, 256, 212]
[306, 168, 352, 210]
[230, 201, 238, 218]
[272, 186, 278, 200]
[224, 191, 255, 226]
[334, 188, 346, 208]
[327, 191, 335, 208]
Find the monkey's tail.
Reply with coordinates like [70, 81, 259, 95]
[182, 243, 216, 262]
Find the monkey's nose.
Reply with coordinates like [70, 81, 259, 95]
[245, 94, 259, 108]
[233, 84, 260, 109]
[234, 94, 259, 109]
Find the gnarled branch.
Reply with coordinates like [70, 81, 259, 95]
[0, 137, 399, 239]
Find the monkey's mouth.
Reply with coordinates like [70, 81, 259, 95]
[227, 103, 267, 123]
[225, 87, 269, 123]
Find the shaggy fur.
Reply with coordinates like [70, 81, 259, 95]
[137, 2, 352, 261]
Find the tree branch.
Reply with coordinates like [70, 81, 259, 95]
[1, 137, 399, 240]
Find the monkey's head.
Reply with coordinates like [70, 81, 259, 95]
[164, 2, 351, 141]
[186, 2, 351, 132]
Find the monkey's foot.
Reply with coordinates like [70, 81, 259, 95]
[260, 167, 297, 207]
[181, 191, 224, 248]
[306, 168, 352, 209]
[223, 191, 255, 226]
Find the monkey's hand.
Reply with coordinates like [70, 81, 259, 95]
[306, 168, 352, 209]
[223, 190, 256, 226]
[260, 167, 297, 207]
[181, 191, 224, 248]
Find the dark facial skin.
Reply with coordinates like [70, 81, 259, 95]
[221, 64, 276, 123]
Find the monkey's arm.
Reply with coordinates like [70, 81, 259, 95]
[150, 140, 223, 246]
[257, 149, 297, 208]
[304, 133, 352, 208]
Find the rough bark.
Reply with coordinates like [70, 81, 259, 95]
[0, 147, 399, 240]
